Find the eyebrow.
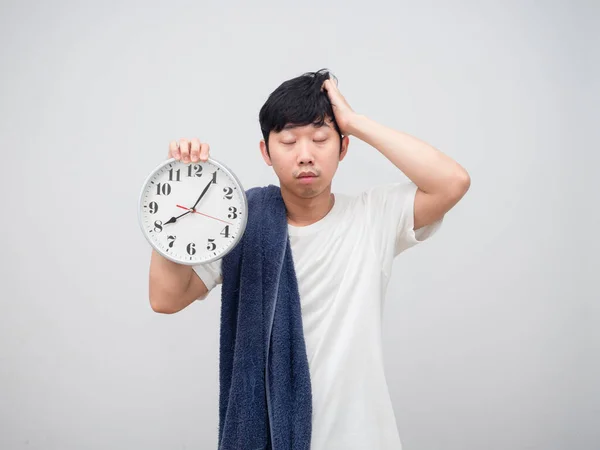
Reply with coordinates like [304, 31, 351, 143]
[282, 122, 331, 130]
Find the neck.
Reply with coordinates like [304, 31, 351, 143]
[281, 184, 335, 227]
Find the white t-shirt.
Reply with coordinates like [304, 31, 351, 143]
[193, 181, 442, 450]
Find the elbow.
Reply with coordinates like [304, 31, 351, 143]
[449, 169, 471, 199]
[150, 302, 177, 314]
[460, 170, 471, 192]
[149, 288, 181, 314]
[149, 297, 176, 314]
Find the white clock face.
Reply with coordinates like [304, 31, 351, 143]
[138, 158, 247, 265]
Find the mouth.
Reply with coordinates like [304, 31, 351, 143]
[297, 171, 318, 178]
[297, 175, 317, 184]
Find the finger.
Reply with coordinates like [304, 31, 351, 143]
[190, 138, 201, 162]
[169, 140, 180, 160]
[321, 79, 328, 92]
[200, 143, 210, 162]
[179, 139, 190, 163]
[328, 79, 339, 94]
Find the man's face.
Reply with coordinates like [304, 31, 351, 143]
[259, 118, 349, 198]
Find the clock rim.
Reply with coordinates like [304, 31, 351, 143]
[138, 157, 249, 266]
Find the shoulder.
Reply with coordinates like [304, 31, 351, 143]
[347, 182, 417, 210]
[362, 181, 416, 199]
[245, 184, 281, 202]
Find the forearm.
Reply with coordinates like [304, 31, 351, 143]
[347, 114, 469, 194]
[149, 250, 197, 313]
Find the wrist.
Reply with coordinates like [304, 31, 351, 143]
[345, 113, 371, 138]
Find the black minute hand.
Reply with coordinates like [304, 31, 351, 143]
[190, 176, 215, 210]
[164, 174, 215, 225]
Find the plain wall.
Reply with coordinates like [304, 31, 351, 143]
[1, 0, 597, 449]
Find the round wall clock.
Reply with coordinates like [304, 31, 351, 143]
[138, 157, 248, 265]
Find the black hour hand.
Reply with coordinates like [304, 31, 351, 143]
[164, 209, 190, 225]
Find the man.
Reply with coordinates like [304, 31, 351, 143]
[148, 69, 470, 449]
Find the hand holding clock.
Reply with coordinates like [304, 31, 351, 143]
[163, 138, 214, 225]
[139, 137, 247, 266]
[169, 138, 210, 164]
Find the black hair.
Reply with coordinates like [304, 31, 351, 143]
[259, 68, 343, 156]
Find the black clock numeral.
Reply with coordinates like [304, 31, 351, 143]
[223, 187, 233, 200]
[156, 182, 171, 196]
[153, 220, 163, 232]
[187, 164, 203, 177]
[186, 243, 196, 255]
[167, 235, 176, 248]
[220, 225, 230, 238]
[211, 171, 218, 184]
[149, 201, 159, 214]
[228, 206, 238, 219]
[168, 168, 181, 182]
[206, 238, 216, 251]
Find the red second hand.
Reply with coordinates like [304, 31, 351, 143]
[176, 205, 233, 225]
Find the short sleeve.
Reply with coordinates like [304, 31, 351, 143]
[192, 258, 223, 294]
[363, 182, 443, 276]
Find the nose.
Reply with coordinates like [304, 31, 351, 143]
[296, 141, 315, 165]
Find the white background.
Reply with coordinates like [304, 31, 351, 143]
[0, 1, 597, 449]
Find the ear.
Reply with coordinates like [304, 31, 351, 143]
[339, 135, 350, 162]
[259, 139, 272, 166]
